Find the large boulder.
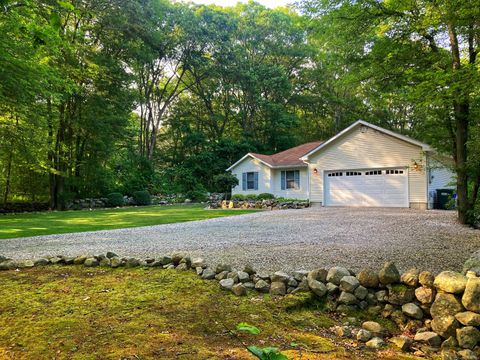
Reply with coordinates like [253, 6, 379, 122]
[455, 312, 480, 326]
[270, 281, 286, 296]
[378, 261, 400, 285]
[339, 276, 360, 293]
[271, 271, 290, 284]
[357, 268, 379, 288]
[232, 283, 247, 296]
[414, 331, 442, 347]
[219, 278, 235, 291]
[255, 280, 270, 293]
[338, 291, 358, 305]
[387, 284, 415, 305]
[362, 321, 386, 337]
[201, 268, 216, 280]
[307, 269, 328, 283]
[462, 277, 480, 312]
[456, 326, 480, 350]
[402, 303, 423, 320]
[431, 315, 460, 338]
[434, 271, 467, 294]
[326, 267, 350, 285]
[415, 286, 436, 304]
[419, 271, 435, 288]
[401, 268, 420, 287]
[430, 293, 464, 318]
[308, 279, 327, 297]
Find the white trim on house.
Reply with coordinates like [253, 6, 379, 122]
[226, 153, 308, 171]
[300, 120, 432, 161]
[226, 153, 272, 171]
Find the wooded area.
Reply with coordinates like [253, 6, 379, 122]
[0, 0, 479, 223]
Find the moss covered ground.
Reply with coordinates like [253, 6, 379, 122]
[0, 267, 430, 359]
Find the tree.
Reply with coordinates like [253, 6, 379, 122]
[300, 0, 480, 224]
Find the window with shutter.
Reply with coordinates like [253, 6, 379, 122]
[245, 172, 257, 190]
[284, 170, 300, 189]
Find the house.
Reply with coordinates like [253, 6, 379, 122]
[227, 120, 456, 209]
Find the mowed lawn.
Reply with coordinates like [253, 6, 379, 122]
[0, 205, 257, 239]
[0, 267, 420, 360]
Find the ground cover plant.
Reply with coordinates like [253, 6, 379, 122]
[0, 266, 426, 360]
[0, 205, 256, 239]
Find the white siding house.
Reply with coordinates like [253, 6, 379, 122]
[227, 120, 455, 209]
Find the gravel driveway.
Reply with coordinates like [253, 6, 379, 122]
[1, 208, 479, 274]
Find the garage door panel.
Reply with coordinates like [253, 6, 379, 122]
[325, 168, 408, 208]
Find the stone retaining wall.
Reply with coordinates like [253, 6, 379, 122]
[209, 199, 310, 210]
[1, 253, 480, 359]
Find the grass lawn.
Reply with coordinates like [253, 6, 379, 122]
[0, 267, 424, 360]
[0, 204, 257, 239]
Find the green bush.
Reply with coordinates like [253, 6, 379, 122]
[244, 194, 258, 200]
[185, 189, 208, 202]
[232, 194, 246, 201]
[257, 193, 275, 200]
[133, 190, 151, 206]
[106, 192, 124, 207]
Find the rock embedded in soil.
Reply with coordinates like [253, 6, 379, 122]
[269, 281, 286, 296]
[366, 337, 385, 349]
[232, 283, 247, 296]
[362, 321, 385, 337]
[414, 331, 442, 347]
[402, 303, 424, 320]
[415, 286, 436, 304]
[201, 268, 216, 280]
[219, 278, 234, 291]
[390, 336, 413, 352]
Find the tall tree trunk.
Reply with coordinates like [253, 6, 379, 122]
[447, 20, 470, 224]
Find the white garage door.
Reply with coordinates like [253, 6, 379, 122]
[324, 168, 408, 207]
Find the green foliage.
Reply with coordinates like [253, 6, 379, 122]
[256, 193, 275, 200]
[231, 194, 246, 201]
[236, 323, 260, 335]
[106, 192, 124, 207]
[247, 346, 288, 360]
[236, 323, 287, 360]
[132, 190, 151, 206]
[213, 173, 239, 194]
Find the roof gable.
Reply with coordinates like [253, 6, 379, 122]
[227, 141, 323, 171]
[300, 120, 431, 160]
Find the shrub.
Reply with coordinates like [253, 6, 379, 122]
[185, 189, 208, 202]
[232, 194, 246, 201]
[244, 194, 258, 200]
[257, 193, 275, 200]
[132, 190, 151, 206]
[106, 192, 124, 207]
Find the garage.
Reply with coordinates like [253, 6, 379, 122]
[324, 168, 409, 207]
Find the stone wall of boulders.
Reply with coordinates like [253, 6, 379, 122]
[1, 253, 480, 359]
[209, 199, 310, 210]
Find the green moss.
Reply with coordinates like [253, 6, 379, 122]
[0, 268, 428, 359]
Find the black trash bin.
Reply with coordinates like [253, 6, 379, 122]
[435, 189, 455, 210]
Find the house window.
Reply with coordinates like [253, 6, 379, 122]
[281, 170, 300, 190]
[365, 170, 382, 176]
[386, 169, 404, 175]
[242, 172, 258, 190]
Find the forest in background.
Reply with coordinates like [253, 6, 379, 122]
[0, 0, 479, 223]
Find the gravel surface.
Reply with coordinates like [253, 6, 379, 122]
[1, 208, 479, 274]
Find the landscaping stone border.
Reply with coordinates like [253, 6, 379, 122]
[209, 199, 310, 210]
[1, 253, 480, 359]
